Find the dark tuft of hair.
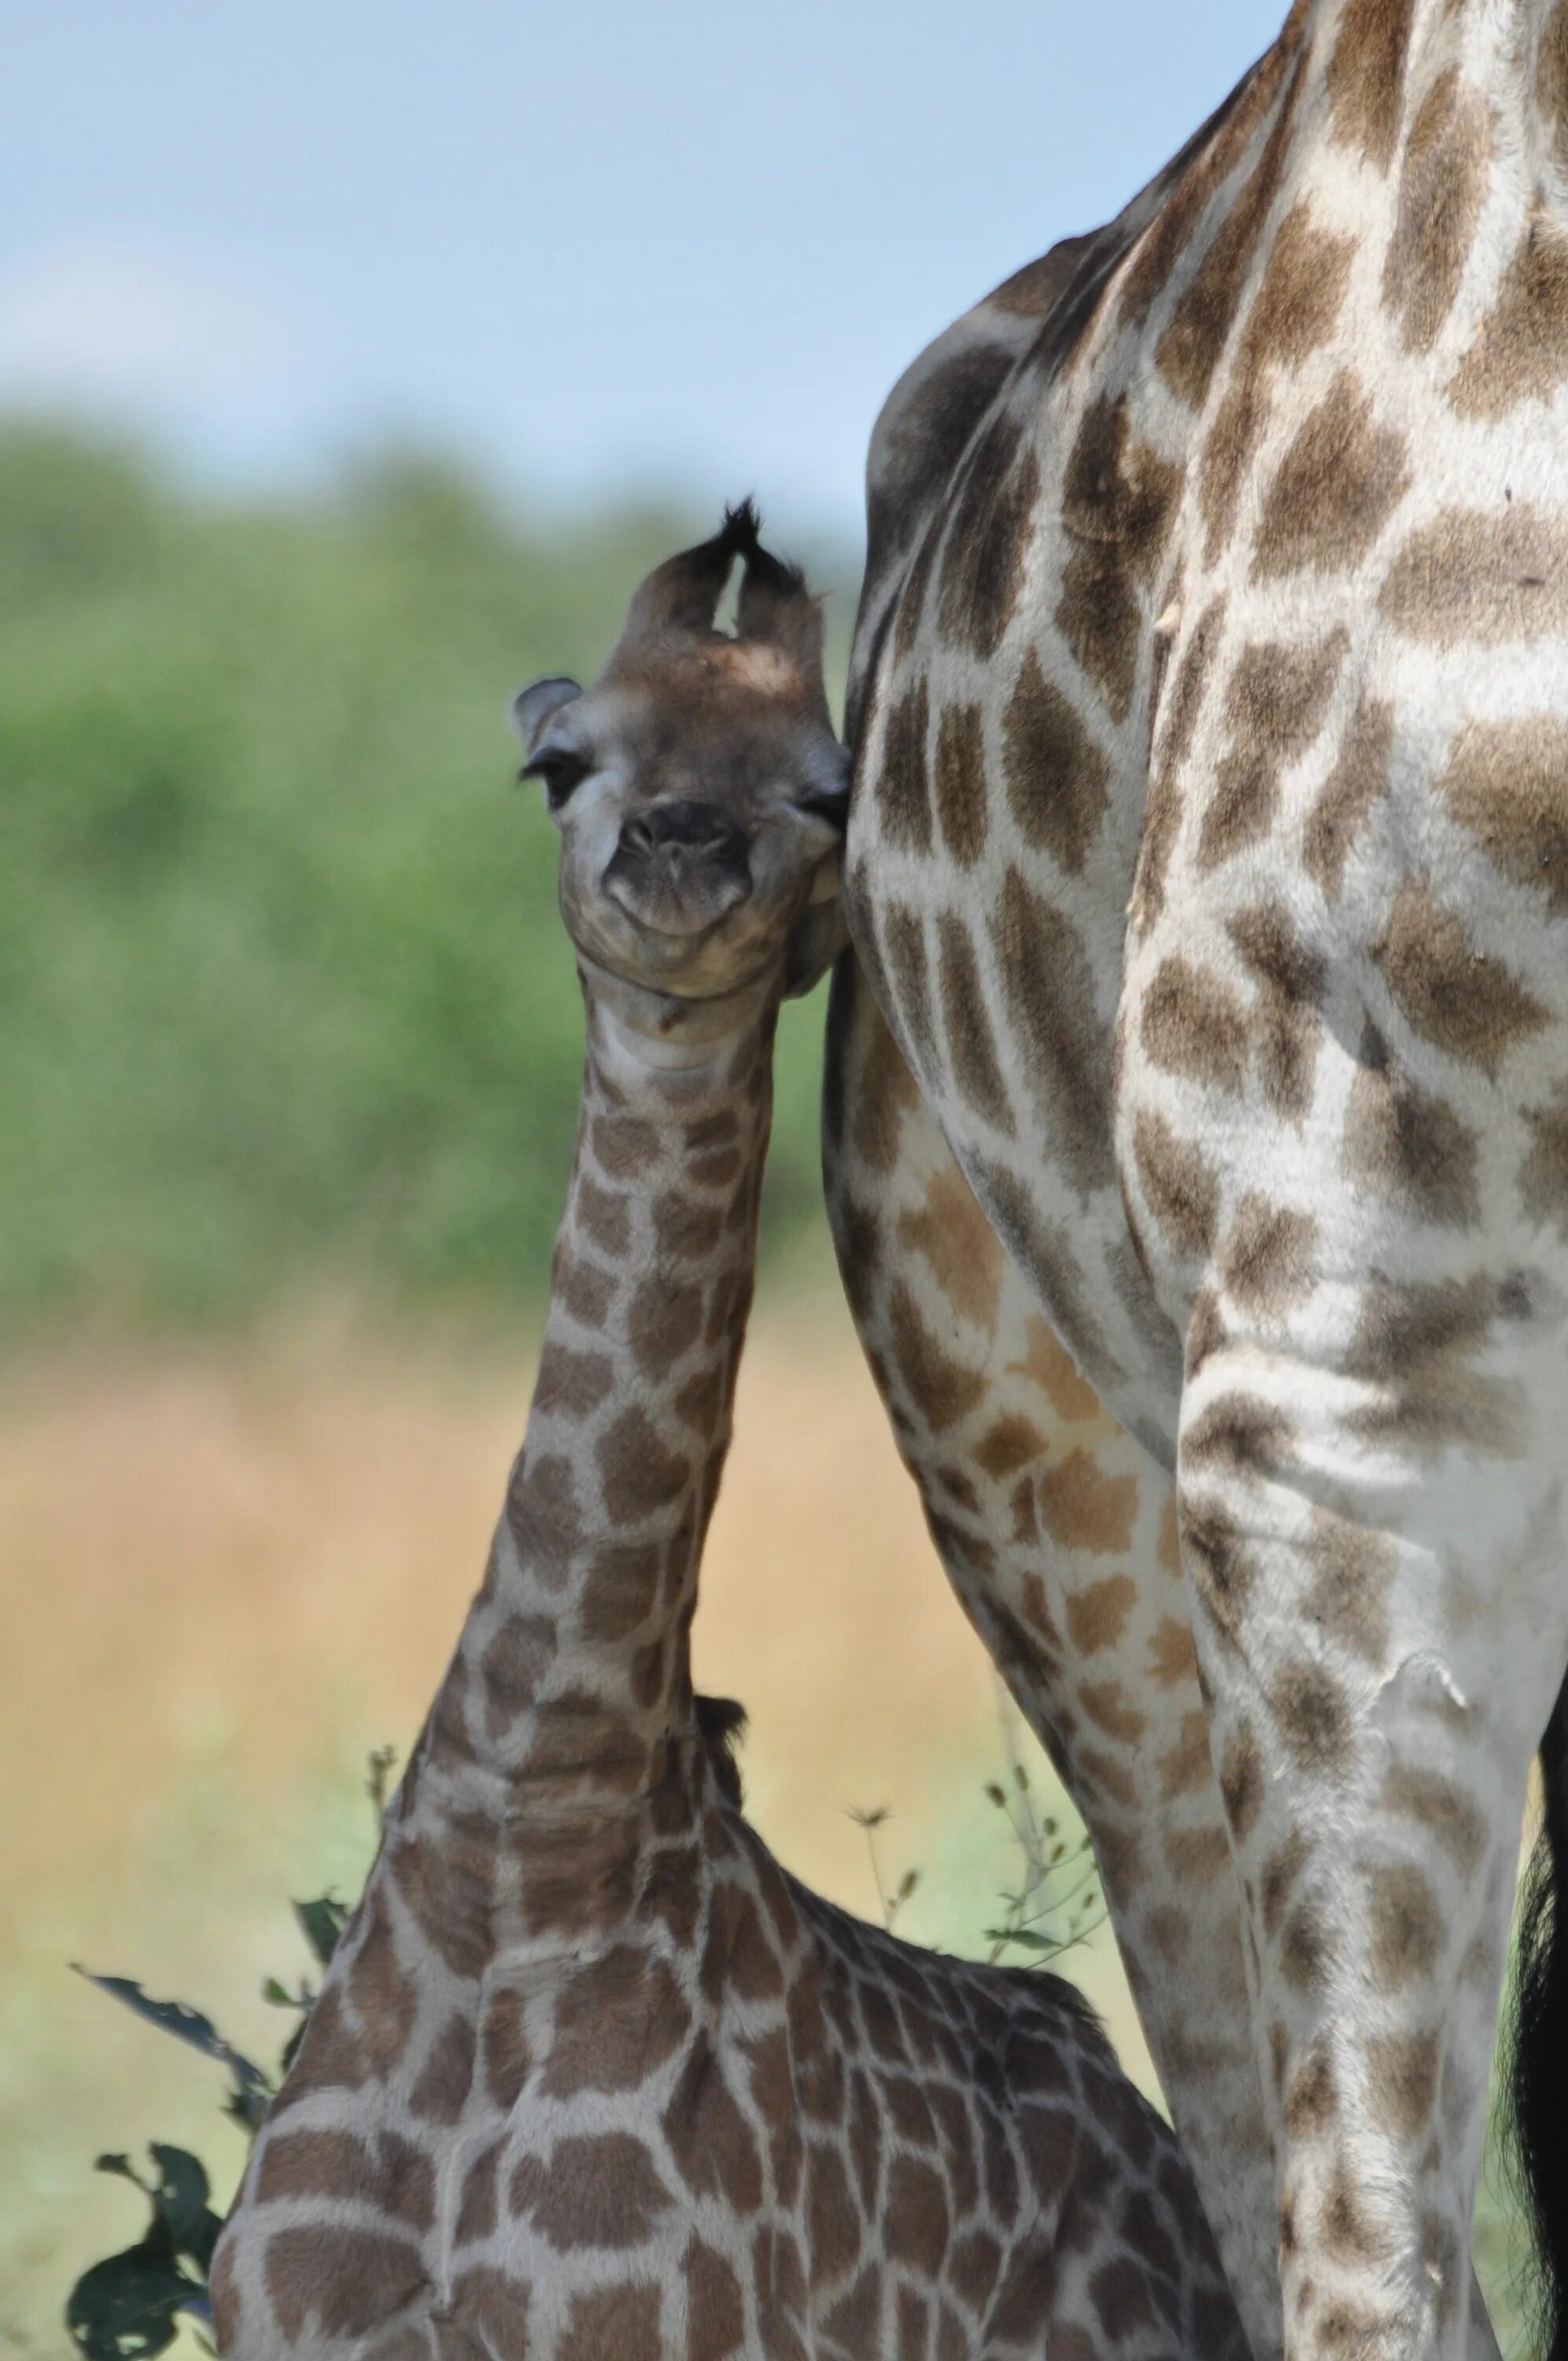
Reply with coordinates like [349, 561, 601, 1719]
[718, 497, 763, 556]
[1508, 1671, 1568, 2361]
[718, 498, 806, 599]
[695, 1692, 748, 1809]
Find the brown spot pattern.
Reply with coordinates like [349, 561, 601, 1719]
[1002, 647, 1111, 874]
[1156, 58, 1306, 408]
[1439, 715, 1568, 914]
[875, 679, 932, 853]
[1254, 373, 1411, 579]
[541, 1945, 691, 2097]
[1133, 1110, 1219, 1262]
[1344, 1025, 1480, 1227]
[264, 2228, 427, 2343]
[1134, 595, 1227, 929]
[1202, 632, 1347, 869]
[991, 868, 1115, 1195]
[1229, 902, 1326, 1126]
[1452, 216, 1568, 416]
[1522, 1081, 1568, 1239]
[1201, 202, 1356, 562]
[1270, 1660, 1353, 1777]
[510, 2131, 673, 2248]
[1179, 1492, 1254, 1653]
[1346, 1272, 1523, 1453]
[1221, 1195, 1318, 1315]
[1365, 2031, 1440, 2141]
[897, 1165, 1005, 1329]
[1379, 506, 1568, 645]
[1039, 1451, 1139, 1554]
[939, 412, 1042, 662]
[938, 914, 1015, 1134]
[1304, 698, 1393, 901]
[1220, 1721, 1264, 1841]
[932, 699, 989, 867]
[1142, 957, 1249, 1092]
[1367, 1864, 1444, 1990]
[1381, 1763, 1485, 1875]
[1374, 880, 1547, 1073]
[1382, 69, 1492, 355]
[1327, 0, 1413, 170]
[887, 1281, 987, 1433]
[882, 901, 936, 1078]
[1302, 1509, 1397, 1666]
[663, 2035, 765, 2212]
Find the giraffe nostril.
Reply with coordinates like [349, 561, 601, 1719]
[618, 802, 748, 868]
[603, 800, 754, 937]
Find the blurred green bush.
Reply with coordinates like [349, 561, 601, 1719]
[0, 425, 856, 1334]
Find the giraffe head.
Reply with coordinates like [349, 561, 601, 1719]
[513, 504, 848, 1005]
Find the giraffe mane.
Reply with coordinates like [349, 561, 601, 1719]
[694, 1690, 748, 1808]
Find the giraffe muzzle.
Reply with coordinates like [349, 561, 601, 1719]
[602, 799, 754, 937]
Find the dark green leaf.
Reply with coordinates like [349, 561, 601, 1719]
[65, 2246, 205, 2360]
[279, 2012, 312, 2078]
[292, 1894, 349, 1968]
[221, 2082, 271, 2136]
[146, 2146, 221, 2265]
[74, 1968, 272, 2128]
[983, 1926, 1057, 1953]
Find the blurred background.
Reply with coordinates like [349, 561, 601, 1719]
[0, 0, 1529, 2349]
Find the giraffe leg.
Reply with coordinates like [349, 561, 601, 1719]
[1172, 1280, 1568, 2361]
[824, 958, 1283, 2357]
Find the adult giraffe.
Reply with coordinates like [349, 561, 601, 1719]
[827, 3, 1568, 2359]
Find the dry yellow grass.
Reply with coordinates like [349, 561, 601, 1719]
[0, 1295, 1150, 2354]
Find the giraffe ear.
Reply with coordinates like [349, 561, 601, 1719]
[511, 675, 582, 752]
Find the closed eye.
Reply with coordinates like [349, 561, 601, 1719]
[793, 781, 850, 828]
[521, 749, 591, 809]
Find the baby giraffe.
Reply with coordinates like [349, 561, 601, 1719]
[211, 509, 1246, 2361]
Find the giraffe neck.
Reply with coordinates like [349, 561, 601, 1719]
[409, 967, 775, 1945]
[1305, 0, 1558, 168]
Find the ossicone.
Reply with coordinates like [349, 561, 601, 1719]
[618, 499, 821, 672]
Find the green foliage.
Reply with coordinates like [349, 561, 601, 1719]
[981, 1735, 1103, 1965]
[290, 1895, 349, 1971]
[65, 2149, 221, 2360]
[69, 1974, 271, 2136]
[67, 1877, 350, 2358]
[1, 423, 853, 1336]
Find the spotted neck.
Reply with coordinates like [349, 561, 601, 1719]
[409, 964, 777, 1949]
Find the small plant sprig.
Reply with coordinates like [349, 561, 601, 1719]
[64, 1753, 394, 2360]
[850, 1693, 1103, 1969]
[983, 1688, 1103, 1966]
[847, 1804, 921, 1933]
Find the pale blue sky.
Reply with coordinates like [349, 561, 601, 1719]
[4, 0, 1285, 535]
